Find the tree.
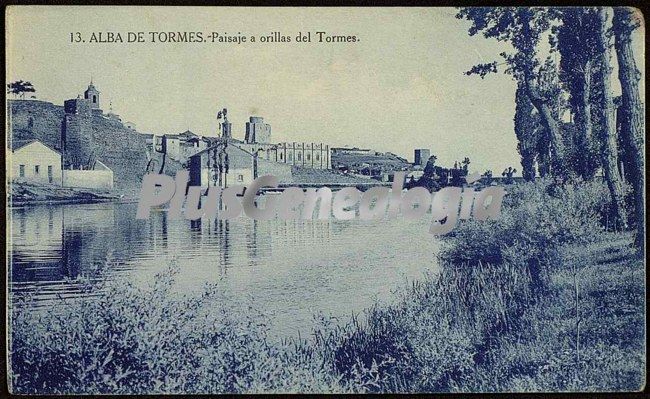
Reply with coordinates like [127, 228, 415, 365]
[419, 155, 441, 191]
[483, 170, 494, 185]
[7, 80, 36, 99]
[613, 7, 645, 248]
[595, 7, 628, 229]
[514, 83, 540, 181]
[556, 8, 601, 179]
[457, 7, 567, 175]
[502, 166, 517, 184]
[461, 157, 471, 172]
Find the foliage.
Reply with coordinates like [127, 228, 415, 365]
[457, 7, 569, 177]
[554, 8, 602, 180]
[440, 179, 610, 290]
[7, 80, 36, 98]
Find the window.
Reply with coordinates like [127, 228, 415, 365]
[316, 153, 320, 161]
[306, 153, 311, 161]
[48, 166, 53, 183]
[288, 153, 293, 161]
[237, 174, 244, 182]
[19, 165, 25, 177]
[297, 152, 302, 161]
[34, 165, 40, 175]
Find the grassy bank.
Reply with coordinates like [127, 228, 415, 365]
[9, 180, 645, 393]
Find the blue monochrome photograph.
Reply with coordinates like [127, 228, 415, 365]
[4, 5, 646, 394]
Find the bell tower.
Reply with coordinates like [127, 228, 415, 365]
[84, 79, 101, 109]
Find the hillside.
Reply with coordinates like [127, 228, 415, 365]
[331, 150, 411, 171]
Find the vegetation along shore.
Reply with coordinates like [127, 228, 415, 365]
[10, 179, 644, 393]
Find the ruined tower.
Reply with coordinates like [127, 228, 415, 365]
[414, 149, 431, 167]
[245, 116, 271, 144]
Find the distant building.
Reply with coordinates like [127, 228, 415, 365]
[84, 80, 101, 109]
[414, 149, 430, 167]
[9, 81, 149, 191]
[189, 142, 255, 188]
[245, 116, 272, 144]
[229, 116, 331, 170]
[188, 140, 292, 188]
[9, 139, 114, 189]
[221, 120, 232, 139]
[154, 130, 207, 163]
[407, 170, 425, 182]
[274, 142, 331, 169]
[10, 140, 62, 185]
[10, 79, 340, 194]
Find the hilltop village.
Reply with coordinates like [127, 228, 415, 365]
[8, 81, 480, 201]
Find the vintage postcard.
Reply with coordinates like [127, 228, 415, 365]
[4, 5, 646, 394]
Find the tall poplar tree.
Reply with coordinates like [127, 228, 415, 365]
[613, 7, 645, 248]
[595, 7, 628, 229]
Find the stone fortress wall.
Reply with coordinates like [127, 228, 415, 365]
[9, 94, 149, 192]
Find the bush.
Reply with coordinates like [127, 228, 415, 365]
[440, 179, 610, 291]
[10, 264, 347, 394]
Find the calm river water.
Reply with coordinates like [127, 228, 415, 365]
[9, 202, 440, 340]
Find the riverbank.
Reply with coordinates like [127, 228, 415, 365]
[9, 169, 383, 206]
[304, 179, 645, 392]
[10, 182, 122, 206]
[8, 180, 645, 393]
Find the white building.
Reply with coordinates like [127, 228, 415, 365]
[10, 140, 62, 185]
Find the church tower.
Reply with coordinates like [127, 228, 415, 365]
[84, 80, 100, 109]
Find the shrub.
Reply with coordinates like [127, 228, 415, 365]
[440, 179, 609, 291]
[10, 264, 346, 394]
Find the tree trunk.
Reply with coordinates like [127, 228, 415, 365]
[613, 7, 645, 249]
[514, 84, 538, 181]
[518, 9, 566, 177]
[575, 59, 595, 179]
[524, 75, 567, 176]
[596, 7, 628, 229]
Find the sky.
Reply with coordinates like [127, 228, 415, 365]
[6, 6, 645, 174]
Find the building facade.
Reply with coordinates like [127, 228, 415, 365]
[189, 140, 293, 188]
[233, 141, 331, 169]
[154, 130, 208, 164]
[232, 116, 331, 170]
[189, 142, 255, 188]
[62, 160, 114, 190]
[10, 140, 63, 185]
[274, 142, 331, 168]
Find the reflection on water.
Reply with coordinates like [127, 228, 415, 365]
[10, 202, 440, 339]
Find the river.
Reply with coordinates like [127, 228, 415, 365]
[9, 202, 440, 340]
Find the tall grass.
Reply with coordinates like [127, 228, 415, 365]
[10, 265, 350, 394]
[307, 179, 643, 392]
[9, 179, 645, 393]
